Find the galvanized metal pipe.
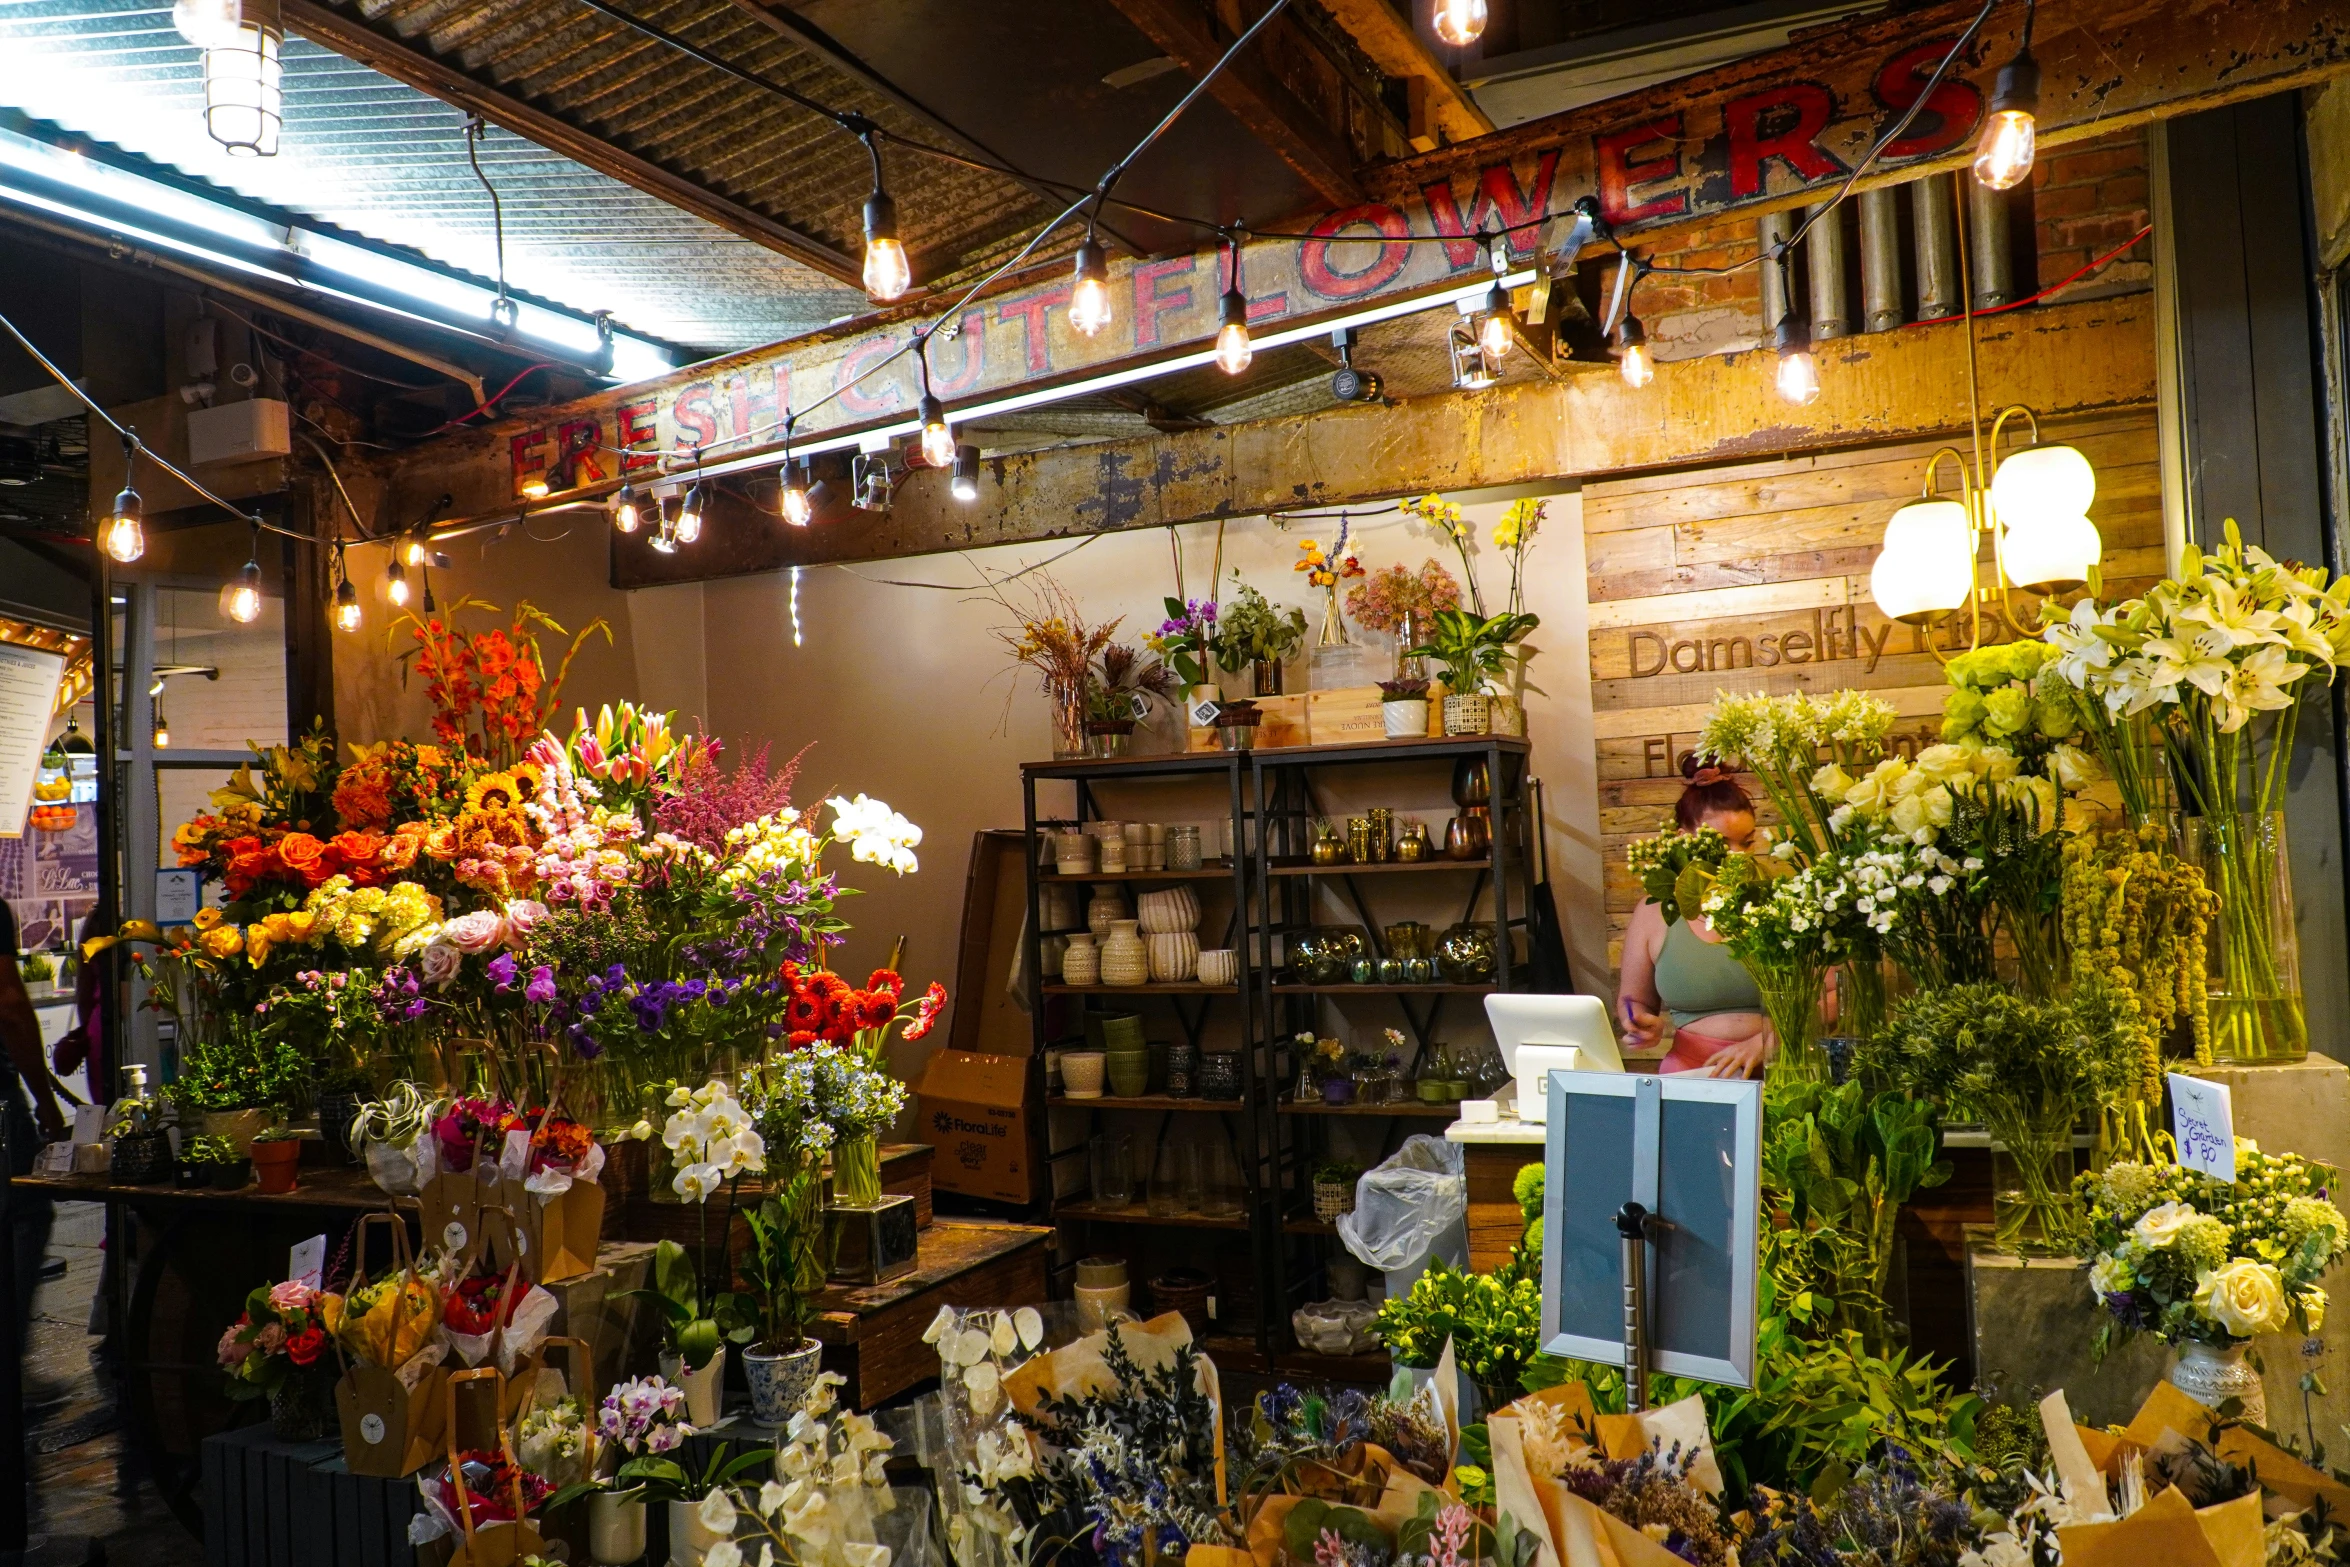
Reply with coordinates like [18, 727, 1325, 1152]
[1758, 209, 1794, 334]
[1806, 200, 1851, 340]
[1859, 185, 1904, 332]
[1913, 173, 1959, 321]
[1969, 177, 2015, 310]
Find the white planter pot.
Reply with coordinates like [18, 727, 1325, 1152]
[588, 1493, 648, 1565]
[1060, 1050, 1107, 1098]
[1060, 932, 1099, 986]
[2167, 1338, 2267, 1424]
[1135, 885, 1200, 934]
[658, 1344, 727, 1428]
[1382, 699, 1428, 739]
[1146, 931, 1200, 983]
[743, 1338, 824, 1426]
[668, 1497, 730, 1567]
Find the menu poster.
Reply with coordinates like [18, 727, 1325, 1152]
[0, 640, 66, 839]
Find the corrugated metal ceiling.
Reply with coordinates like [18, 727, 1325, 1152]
[0, 0, 897, 353]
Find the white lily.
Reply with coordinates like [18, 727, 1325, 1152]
[2172, 576, 2283, 651]
[2213, 643, 2307, 733]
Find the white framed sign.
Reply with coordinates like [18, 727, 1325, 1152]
[0, 639, 66, 838]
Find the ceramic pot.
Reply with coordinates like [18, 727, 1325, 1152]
[668, 1498, 729, 1567]
[1164, 1042, 1198, 1097]
[743, 1338, 824, 1426]
[1441, 692, 1491, 735]
[1135, 886, 1200, 934]
[1382, 699, 1428, 739]
[2168, 1339, 2267, 1424]
[1086, 893, 1130, 940]
[1166, 825, 1204, 870]
[249, 1137, 302, 1194]
[1104, 1048, 1151, 1100]
[1147, 931, 1200, 983]
[1196, 949, 1238, 988]
[1321, 1078, 1357, 1106]
[1097, 1012, 1146, 1051]
[1198, 1053, 1242, 1101]
[1099, 920, 1149, 987]
[1040, 934, 1067, 978]
[110, 1132, 172, 1184]
[1061, 1051, 1106, 1098]
[203, 1107, 272, 1146]
[1039, 881, 1080, 931]
[588, 1493, 648, 1565]
[1313, 1178, 1355, 1223]
[1061, 932, 1100, 986]
[658, 1345, 727, 1428]
[1074, 1280, 1131, 1331]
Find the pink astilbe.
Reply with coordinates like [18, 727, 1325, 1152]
[1431, 1503, 1472, 1567]
[651, 740, 812, 851]
[1314, 1529, 1346, 1567]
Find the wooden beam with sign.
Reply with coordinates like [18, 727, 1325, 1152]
[357, 0, 2345, 530]
[1314, 0, 1494, 149]
[282, 0, 865, 287]
[604, 291, 2156, 586]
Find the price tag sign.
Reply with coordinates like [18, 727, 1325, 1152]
[289, 1233, 327, 1291]
[2168, 1073, 2237, 1182]
[1187, 695, 1220, 728]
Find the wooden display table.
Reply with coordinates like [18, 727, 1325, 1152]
[811, 1217, 1052, 1407]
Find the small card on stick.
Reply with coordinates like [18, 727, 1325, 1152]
[2168, 1073, 2236, 1183]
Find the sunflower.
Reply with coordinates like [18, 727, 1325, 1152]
[464, 771, 525, 814]
[505, 759, 546, 803]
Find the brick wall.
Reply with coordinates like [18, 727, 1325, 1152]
[1634, 127, 2151, 363]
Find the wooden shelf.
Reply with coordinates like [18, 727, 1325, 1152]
[1043, 982, 1240, 995]
[1275, 1349, 1391, 1382]
[1279, 1099, 1461, 1117]
[1271, 982, 1495, 994]
[1056, 1200, 1249, 1230]
[1268, 858, 1488, 876]
[1041, 866, 1238, 881]
[1050, 1094, 1244, 1112]
[1202, 1334, 1271, 1375]
[1283, 1216, 1340, 1235]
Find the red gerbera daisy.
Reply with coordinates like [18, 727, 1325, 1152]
[784, 990, 825, 1032]
[866, 969, 904, 999]
[903, 981, 949, 1041]
[857, 990, 896, 1030]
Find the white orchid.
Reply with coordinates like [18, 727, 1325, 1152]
[827, 794, 922, 875]
[2042, 597, 2118, 686]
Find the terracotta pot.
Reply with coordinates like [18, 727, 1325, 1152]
[249, 1137, 302, 1194]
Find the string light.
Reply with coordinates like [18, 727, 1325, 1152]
[518, 472, 552, 500]
[221, 525, 264, 623]
[1478, 281, 1513, 359]
[780, 460, 813, 527]
[1069, 236, 1112, 337]
[675, 480, 706, 545]
[859, 130, 911, 303]
[611, 483, 644, 534]
[1432, 0, 1486, 46]
[385, 556, 411, 607]
[1771, 255, 1819, 405]
[332, 544, 362, 632]
[100, 471, 144, 563]
[401, 529, 430, 568]
[951, 443, 979, 503]
[1214, 238, 1252, 374]
[1973, 2, 2039, 190]
[151, 709, 170, 749]
[915, 344, 955, 467]
[1610, 315, 1654, 389]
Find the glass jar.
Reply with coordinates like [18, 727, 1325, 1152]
[1198, 1052, 1243, 1101]
[1166, 825, 1203, 871]
[1434, 923, 1499, 985]
[1090, 1132, 1133, 1206]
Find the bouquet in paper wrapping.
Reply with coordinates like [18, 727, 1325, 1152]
[1483, 1380, 1738, 1567]
[319, 1213, 457, 1480]
[925, 1304, 1054, 1567]
[323, 1267, 445, 1373]
[438, 1262, 560, 1375]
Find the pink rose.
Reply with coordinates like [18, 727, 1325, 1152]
[218, 1320, 250, 1369]
[418, 940, 464, 989]
[441, 911, 506, 955]
[267, 1279, 315, 1315]
[501, 900, 547, 944]
[256, 1321, 286, 1354]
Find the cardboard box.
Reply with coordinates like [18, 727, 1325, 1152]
[918, 1049, 1037, 1204]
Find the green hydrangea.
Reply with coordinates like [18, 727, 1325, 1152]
[2098, 1162, 2162, 1213]
[2177, 1215, 2233, 1274]
[2284, 1196, 2346, 1253]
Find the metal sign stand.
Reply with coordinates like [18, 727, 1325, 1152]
[1616, 1200, 1653, 1413]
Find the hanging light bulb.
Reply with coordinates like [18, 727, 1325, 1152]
[860, 133, 911, 303]
[1610, 315, 1654, 389]
[203, 0, 282, 157]
[151, 709, 170, 749]
[1478, 282, 1514, 359]
[1448, 322, 1497, 391]
[401, 529, 430, 568]
[172, 0, 243, 47]
[1432, 0, 1486, 46]
[220, 555, 263, 624]
[611, 483, 644, 535]
[918, 393, 956, 469]
[1772, 313, 1821, 405]
[675, 482, 706, 545]
[1869, 499, 1976, 623]
[1973, 45, 2040, 191]
[385, 557, 411, 608]
[334, 577, 361, 633]
[100, 483, 145, 563]
[951, 443, 979, 504]
[1215, 289, 1253, 375]
[780, 462, 813, 527]
[518, 472, 551, 501]
[1069, 237, 1112, 337]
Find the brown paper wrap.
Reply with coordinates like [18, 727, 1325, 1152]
[326, 1211, 450, 1479]
[1483, 1386, 1723, 1567]
[434, 1365, 547, 1567]
[2053, 1379, 2350, 1520]
[1004, 1311, 1227, 1505]
[2055, 1485, 2262, 1567]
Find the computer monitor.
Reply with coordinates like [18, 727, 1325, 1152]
[1484, 994, 1622, 1120]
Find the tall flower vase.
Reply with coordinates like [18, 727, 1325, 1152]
[2167, 1338, 2267, 1424]
[1836, 956, 1890, 1049]
[1047, 675, 1089, 760]
[1986, 1099, 2082, 1256]
[833, 1133, 882, 1206]
[2184, 811, 2307, 1063]
[1753, 964, 1826, 1088]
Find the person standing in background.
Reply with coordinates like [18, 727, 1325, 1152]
[1, 898, 63, 1328]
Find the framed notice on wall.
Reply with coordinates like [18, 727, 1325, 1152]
[0, 638, 67, 839]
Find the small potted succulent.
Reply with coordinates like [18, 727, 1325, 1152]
[182, 1133, 250, 1190]
[1312, 1160, 1359, 1224]
[1378, 678, 1430, 740]
[249, 1125, 304, 1194]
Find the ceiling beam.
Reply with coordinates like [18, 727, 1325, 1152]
[282, 0, 865, 286]
[603, 291, 2154, 583]
[1102, 0, 1369, 207]
[1314, 0, 1493, 149]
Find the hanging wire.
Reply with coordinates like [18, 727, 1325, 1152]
[464, 116, 516, 337]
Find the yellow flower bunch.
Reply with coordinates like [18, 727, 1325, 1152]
[1400, 493, 1468, 540]
[301, 876, 441, 953]
[1292, 536, 1363, 590]
[1492, 497, 1545, 552]
[720, 812, 820, 887]
[2062, 824, 2214, 1081]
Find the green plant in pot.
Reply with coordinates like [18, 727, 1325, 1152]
[181, 1132, 250, 1190]
[249, 1124, 304, 1194]
[625, 1239, 753, 1429]
[168, 1025, 307, 1146]
[1407, 607, 1538, 734]
[1209, 575, 1307, 696]
[107, 1088, 173, 1184]
[1375, 1257, 1541, 1416]
[738, 1163, 830, 1426]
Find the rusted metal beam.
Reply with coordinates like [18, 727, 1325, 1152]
[361, 0, 2343, 523]
[1103, 0, 1369, 207]
[282, 0, 865, 286]
[602, 292, 2156, 585]
[1314, 0, 1493, 148]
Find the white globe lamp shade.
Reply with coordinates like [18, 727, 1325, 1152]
[1870, 499, 1975, 623]
[1989, 443, 2095, 530]
[2000, 511, 2102, 591]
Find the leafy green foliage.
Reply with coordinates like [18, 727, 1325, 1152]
[621, 1238, 751, 1370]
[1405, 607, 1540, 695]
[739, 1163, 828, 1351]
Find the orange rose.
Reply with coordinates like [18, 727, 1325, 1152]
[378, 828, 423, 874]
[276, 833, 327, 875]
[330, 831, 387, 886]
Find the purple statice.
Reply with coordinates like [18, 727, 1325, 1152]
[371, 965, 428, 1022]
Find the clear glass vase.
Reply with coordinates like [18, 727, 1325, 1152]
[832, 1133, 882, 1206]
[1753, 964, 1827, 1088]
[1047, 676, 1088, 760]
[2183, 811, 2306, 1063]
[1986, 1098, 2083, 1256]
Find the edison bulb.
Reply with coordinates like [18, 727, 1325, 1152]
[781, 478, 812, 527]
[1619, 340, 1654, 389]
[863, 234, 911, 302]
[100, 509, 144, 564]
[334, 595, 362, 634]
[221, 565, 263, 624]
[1215, 291, 1252, 374]
[1973, 109, 2036, 191]
[519, 473, 551, 500]
[1479, 309, 1511, 360]
[675, 486, 705, 545]
[611, 485, 644, 535]
[386, 563, 411, 608]
[402, 532, 429, 567]
[1070, 274, 1112, 336]
[151, 714, 170, 749]
[1776, 346, 1820, 405]
[1432, 0, 1485, 46]
[918, 395, 955, 468]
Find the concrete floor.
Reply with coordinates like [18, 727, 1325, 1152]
[20, 1202, 202, 1567]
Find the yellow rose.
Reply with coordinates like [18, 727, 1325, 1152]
[2195, 1258, 2290, 1338]
[2132, 1200, 2200, 1249]
[2301, 1288, 2327, 1333]
[245, 926, 272, 966]
[1809, 763, 1855, 802]
[1911, 744, 1974, 785]
[200, 925, 245, 960]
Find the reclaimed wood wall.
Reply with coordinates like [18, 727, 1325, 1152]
[1588, 405, 2166, 973]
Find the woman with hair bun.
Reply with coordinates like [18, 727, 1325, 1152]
[1614, 753, 1771, 1077]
